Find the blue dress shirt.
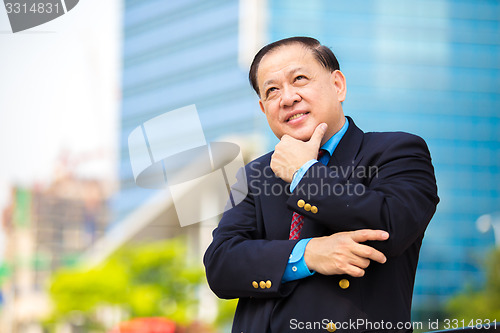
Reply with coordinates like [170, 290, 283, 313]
[282, 118, 349, 282]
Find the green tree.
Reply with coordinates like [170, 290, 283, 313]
[447, 248, 500, 322]
[214, 299, 238, 331]
[46, 238, 204, 330]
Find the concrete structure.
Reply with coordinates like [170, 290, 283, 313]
[1, 174, 109, 332]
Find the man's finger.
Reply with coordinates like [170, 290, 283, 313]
[352, 243, 387, 264]
[350, 229, 389, 243]
[349, 255, 371, 269]
[280, 134, 293, 142]
[308, 123, 328, 147]
[344, 265, 366, 278]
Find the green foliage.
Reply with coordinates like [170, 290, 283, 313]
[446, 248, 500, 322]
[47, 238, 205, 329]
[214, 299, 238, 330]
[0, 263, 11, 287]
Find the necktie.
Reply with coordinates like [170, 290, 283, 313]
[289, 149, 328, 240]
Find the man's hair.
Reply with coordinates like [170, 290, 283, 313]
[248, 36, 340, 97]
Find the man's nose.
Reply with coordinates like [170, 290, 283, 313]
[280, 85, 301, 108]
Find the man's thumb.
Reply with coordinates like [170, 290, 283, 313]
[309, 123, 328, 147]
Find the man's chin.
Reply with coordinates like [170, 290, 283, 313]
[284, 132, 312, 142]
[289, 127, 315, 141]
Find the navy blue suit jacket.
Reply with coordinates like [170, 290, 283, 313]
[204, 117, 439, 332]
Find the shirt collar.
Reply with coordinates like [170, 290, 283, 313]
[320, 117, 349, 157]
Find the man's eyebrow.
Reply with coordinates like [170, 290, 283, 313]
[288, 67, 305, 76]
[262, 67, 307, 89]
[262, 79, 276, 89]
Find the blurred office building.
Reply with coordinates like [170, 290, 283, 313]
[0, 168, 110, 332]
[109, 0, 500, 324]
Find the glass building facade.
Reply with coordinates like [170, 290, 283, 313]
[267, 0, 500, 316]
[119, 0, 500, 318]
[117, 0, 264, 223]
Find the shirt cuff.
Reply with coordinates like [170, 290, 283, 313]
[290, 159, 318, 192]
[282, 238, 315, 283]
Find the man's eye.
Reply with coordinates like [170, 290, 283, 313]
[266, 87, 277, 97]
[295, 75, 306, 81]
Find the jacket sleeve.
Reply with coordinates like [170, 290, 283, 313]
[203, 164, 299, 300]
[287, 133, 439, 257]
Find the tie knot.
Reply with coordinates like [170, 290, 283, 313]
[317, 149, 327, 159]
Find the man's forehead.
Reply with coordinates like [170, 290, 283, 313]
[257, 45, 318, 84]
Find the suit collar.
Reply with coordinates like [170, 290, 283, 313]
[330, 116, 364, 167]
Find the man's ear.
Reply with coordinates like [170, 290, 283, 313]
[331, 70, 347, 102]
[259, 99, 265, 113]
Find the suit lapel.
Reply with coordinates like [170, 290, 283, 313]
[259, 167, 295, 240]
[328, 116, 364, 180]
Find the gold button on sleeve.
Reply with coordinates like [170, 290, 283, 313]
[265, 280, 272, 289]
[326, 321, 337, 332]
[297, 199, 305, 208]
[304, 203, 311, 211]
[259, 281, 266, 289]
[252, 281, 258, 289]
[311, 205, 318, 214]
[339, 279, 350, 289]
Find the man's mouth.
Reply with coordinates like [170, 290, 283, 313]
[287, 112, 309, 122]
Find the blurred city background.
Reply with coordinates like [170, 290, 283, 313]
[0, 0, 499, 332]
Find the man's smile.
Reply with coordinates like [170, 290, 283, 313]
[286, 112, 310, 123]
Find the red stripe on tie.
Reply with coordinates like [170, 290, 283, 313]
[289, 212, 304, 240]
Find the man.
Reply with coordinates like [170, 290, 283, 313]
[204, 37, 439, 332]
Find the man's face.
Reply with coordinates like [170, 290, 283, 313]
[257, 43, 346, 144]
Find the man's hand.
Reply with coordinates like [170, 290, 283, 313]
[271, 123, 328, 183]
[304, 230, 389, 277]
